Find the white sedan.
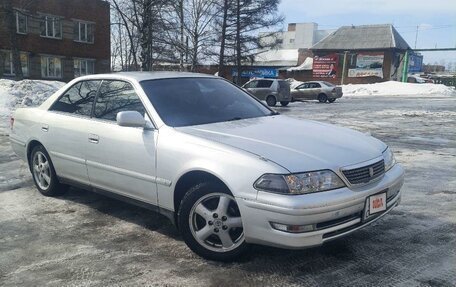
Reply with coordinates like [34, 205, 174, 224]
[10, 72, 404, 261]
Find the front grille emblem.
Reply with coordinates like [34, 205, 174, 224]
[369, 167, 374, 177]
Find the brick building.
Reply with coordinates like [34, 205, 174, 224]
[0, 0, 110, 82]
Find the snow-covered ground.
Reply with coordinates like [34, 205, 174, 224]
[285, 78, 456, 97]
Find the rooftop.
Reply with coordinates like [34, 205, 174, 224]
[311, 24, 411, 51]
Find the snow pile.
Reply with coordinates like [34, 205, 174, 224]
[0, 79, 65, 120]
[342, 81, 455, 97]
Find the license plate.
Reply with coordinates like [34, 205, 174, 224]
[363, 192, 387, 221]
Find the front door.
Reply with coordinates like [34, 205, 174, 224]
[85, 80, 158, 205]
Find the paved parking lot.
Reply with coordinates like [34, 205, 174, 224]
[1, 94, 455, 286]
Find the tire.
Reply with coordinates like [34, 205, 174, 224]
[178, 182, 249, 261]
[328, 98, 336, 103]
[318, 93, 328, 103]
[280, 101, 290, 106]
[30, 145, 68, 196]
[266, 95, 277, 107]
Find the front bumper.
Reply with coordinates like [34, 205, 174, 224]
[237, 164, 404, 249]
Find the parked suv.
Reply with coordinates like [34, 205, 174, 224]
[242, 78, 291, 106]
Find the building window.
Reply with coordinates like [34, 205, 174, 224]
[289, 38, 295, 44]
[74, 59, 95, 77]
[41, 56, 62, 78]
[16, 12, 27, 34]
[40, 16, 62, 39]
[2, 51, 29, 76]
[74, 21, 94, 43]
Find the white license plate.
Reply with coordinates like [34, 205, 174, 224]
[363, 192, 387, 220]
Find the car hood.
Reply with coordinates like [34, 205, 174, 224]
[177, 115, 386, 172]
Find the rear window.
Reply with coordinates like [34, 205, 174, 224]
[322, 81, 335, 87]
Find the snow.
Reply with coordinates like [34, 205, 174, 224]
[0, 79, 64, 128]
[342, 81, 456, 97]
[287, 57, 313, 71]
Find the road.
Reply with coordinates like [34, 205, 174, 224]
[1, 94, 455, 287]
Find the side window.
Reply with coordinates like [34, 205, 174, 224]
[245, 80, 258, 89]
[313, 83, 321, 88]
[257, 80, 273, 88]
[50, 80, 100, 116]
[94, 80, 145, 121]
[297, 83, 308, 89]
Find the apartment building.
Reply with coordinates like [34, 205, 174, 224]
[0, 0, 110, 81]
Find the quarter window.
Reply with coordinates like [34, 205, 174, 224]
[41, 56, 62, 78]
[16, 12, 27, 34]
[257, 80, 273, 88]
[74, 59, 95, 77]
[94, 81, 145, 122]
[50, 81, 101, 116]
[40, 16, 61, 38]
[74, 21, 94, 43]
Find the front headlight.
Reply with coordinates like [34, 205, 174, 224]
[254, 170, 345, 195]
[383, 147, 396, 171]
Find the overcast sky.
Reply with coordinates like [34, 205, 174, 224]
[279, 0, 456, 66]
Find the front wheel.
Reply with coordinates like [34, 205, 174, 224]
[30, 145, 68, 196]
[178, 182, 249, 261]
[328, 98, 336, 103]
[266, 95, 277, 107]
[280, 101, 290, 106]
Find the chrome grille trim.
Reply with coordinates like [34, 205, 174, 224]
[342, 159, 385, 185]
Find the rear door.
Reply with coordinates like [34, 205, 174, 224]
[42, 80, 101, 185]
[255, 80, 274, 100]
[309, 82, 322, 98]
[85, 80, 158, 204]
[292, 83, 312, 100]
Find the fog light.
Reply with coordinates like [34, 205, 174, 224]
[270, 222, 315, 233]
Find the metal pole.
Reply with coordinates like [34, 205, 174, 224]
[401, 50, 409, 82]
[341, 51, 348, 85]
[414, 26, 419, 49]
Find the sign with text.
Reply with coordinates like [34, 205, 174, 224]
[348, 53, 384, 78]
[232, 67, 278, 78]
[312, 54, 338, 78]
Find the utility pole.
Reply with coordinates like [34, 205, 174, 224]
[341, 51, 348, 85]
[414, 25, 419, 49]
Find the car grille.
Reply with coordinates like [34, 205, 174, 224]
[342, 159, 385, 185]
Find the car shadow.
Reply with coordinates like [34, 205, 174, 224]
[57, 186, 181, 240]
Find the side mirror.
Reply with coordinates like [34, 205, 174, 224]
[116, 111, 147, 128]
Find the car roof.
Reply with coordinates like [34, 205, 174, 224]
[75, 71, 218, 82]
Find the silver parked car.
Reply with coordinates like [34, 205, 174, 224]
[10, 72, 404, 261]
[242, 78, 291, 107]
[291, 81, 343, 103]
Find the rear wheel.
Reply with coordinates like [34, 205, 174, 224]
[328, 98, 336, 103]
[318, 93, 328, 103]
[266, 95, 277, 107]
[178, 182, 249, 261]
[280, 101, 290, 106]
[30, 145, 68, 196]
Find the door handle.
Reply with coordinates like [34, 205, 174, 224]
[41, 124, 49, 132]
[88, 134, 99, 144]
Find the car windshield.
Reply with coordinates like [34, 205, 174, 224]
[140, 78, 273, 127]
[322, 81, 335, 87]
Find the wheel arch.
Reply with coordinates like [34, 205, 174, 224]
[26, 139, 44, 171]
[173, 170, 231, 227]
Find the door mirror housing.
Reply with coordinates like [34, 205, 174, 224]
[116, 111, 147, 128]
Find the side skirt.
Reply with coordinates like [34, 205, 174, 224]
[58, 177, 176, 226]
